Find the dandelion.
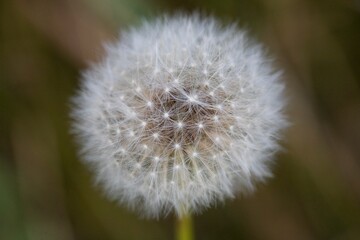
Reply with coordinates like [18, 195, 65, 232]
[71, 14, 287, 222]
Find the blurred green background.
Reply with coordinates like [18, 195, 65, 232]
[1, 0, 360, 239]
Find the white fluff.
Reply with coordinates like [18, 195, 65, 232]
[71, 14, 287, 218]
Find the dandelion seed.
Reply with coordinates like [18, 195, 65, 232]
[152, 132, 159, 139]
[177, 121, 184, 129]
[163, 112, 170, 119]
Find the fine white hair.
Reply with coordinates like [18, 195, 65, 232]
[71, 14, 287, 218]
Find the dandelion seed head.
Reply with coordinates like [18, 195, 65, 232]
[71, 14, 287, 218]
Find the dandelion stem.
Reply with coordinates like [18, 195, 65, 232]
[176, 214, 194, 240]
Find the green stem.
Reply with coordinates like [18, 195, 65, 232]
[176, 214, 194, 240]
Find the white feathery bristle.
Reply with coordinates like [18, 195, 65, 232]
[71, 14, 287, 218]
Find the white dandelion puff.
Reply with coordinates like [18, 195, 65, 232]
[71, 14, 287, 218]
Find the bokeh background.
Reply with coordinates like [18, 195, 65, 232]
[1, 0, 360, 239]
